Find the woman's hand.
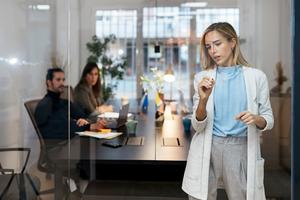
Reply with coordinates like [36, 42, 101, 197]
[235, 111, 267, 129]
[76, 118, 89, 127]
[198, 77, 215, 101]
[195, 77, 214, 121]
[90, 119, 107, 131]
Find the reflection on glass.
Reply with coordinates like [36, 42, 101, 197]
[0, 0, 292, 199]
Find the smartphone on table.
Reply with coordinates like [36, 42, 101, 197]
[102, 141, 123, 148]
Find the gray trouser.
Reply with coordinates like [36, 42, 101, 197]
[189, 135, 247, 200]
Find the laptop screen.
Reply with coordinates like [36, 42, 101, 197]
[117, 103, 129, 127]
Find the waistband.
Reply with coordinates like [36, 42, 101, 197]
[212, 135, 247, 145]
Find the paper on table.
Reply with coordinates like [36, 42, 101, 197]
[76, 131, 123, 139]
[98, 112, 133, 119]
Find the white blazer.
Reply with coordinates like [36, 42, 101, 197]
[182, 67, 274, 200]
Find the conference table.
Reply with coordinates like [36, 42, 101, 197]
[52, 100, 193, 199]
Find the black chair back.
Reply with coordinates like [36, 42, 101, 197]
[24, 99, 55, 196]
[24, 99, 52, 173]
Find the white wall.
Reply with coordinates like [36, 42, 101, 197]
[239, 0, 292, 91]
[238, 0, 257, 65]
[0, 0, 56, 168]
[0, 0, 26, 148]
[278, 0, 292, 92]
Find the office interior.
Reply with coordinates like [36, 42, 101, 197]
[0, 0, 292, 199]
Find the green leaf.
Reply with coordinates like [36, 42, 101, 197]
[86, 34, 127, 101]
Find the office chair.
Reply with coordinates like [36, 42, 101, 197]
[0, 147, 40, 199]
[25, 97, 86, 198]
[24, 99, 55, 195]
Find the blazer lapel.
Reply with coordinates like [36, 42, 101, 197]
[243, 67, 257, 113]
[206, 69, 217, 117]
[243, 66, 259, 200]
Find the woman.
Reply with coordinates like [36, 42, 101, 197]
[74, 62, 112, 119]
[182, 22, 274, 200]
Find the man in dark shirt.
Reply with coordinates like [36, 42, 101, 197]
[35, 68, 104, 147]
[34, 68, 105, 195]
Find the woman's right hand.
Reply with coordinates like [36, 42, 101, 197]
[198, 77, 215, 101]
[194, 77, 214, 121]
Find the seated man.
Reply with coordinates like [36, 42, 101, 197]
[35, 68, 105, 148]
[34, 68, 105, 195]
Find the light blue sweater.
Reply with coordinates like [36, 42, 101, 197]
[213, 65, 247, 137]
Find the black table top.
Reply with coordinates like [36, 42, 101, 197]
[52, 101, 192, 164]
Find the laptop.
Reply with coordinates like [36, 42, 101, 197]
[99, 103, 130, 129]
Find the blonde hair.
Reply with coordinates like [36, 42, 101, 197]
[200, 22, 249, 70]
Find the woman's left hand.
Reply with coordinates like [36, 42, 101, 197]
[235, 111, 257, 125]
[235, 111, 267, 129]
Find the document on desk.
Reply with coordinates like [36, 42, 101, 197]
[98, 112, 133, 119]
[76, 131, 123, 139]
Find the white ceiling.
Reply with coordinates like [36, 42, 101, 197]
[88, 0, 238, 9]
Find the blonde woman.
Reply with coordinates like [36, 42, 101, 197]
[182, 22, 274, 200]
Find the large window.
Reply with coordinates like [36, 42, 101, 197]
[95, 7, 239, 100]
[196, 8, 239, 37]
[143, 7, 191, 38]
[96, 10, 137, 99]
[96, 10, 137, 38]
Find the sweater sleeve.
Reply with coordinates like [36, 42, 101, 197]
[257, 71, 274, 132]
[35, 98, 52, 128]
[70, 101, 91, 133]
[35, 98, 88, 140]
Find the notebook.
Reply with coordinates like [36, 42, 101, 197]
[76, 131, 123, 139]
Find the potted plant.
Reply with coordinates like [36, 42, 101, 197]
[140, 67, 165, 123]
[140, 67, 164, 95]
[86, 34, 127, 102]
[270, 61, 288, 96]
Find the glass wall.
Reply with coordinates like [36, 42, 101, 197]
[0, 0, 291, 199]
[0, 0, 72, 199]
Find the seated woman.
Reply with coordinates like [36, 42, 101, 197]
[74, 62, 112, 121]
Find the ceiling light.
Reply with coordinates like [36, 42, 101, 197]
[181, 2, 208, 7]
[8, 58, 18, 65]
[36, 5, 50, 10]
[118, 49, 124, 55]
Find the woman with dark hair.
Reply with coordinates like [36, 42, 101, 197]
[74, 62, 112, 118]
